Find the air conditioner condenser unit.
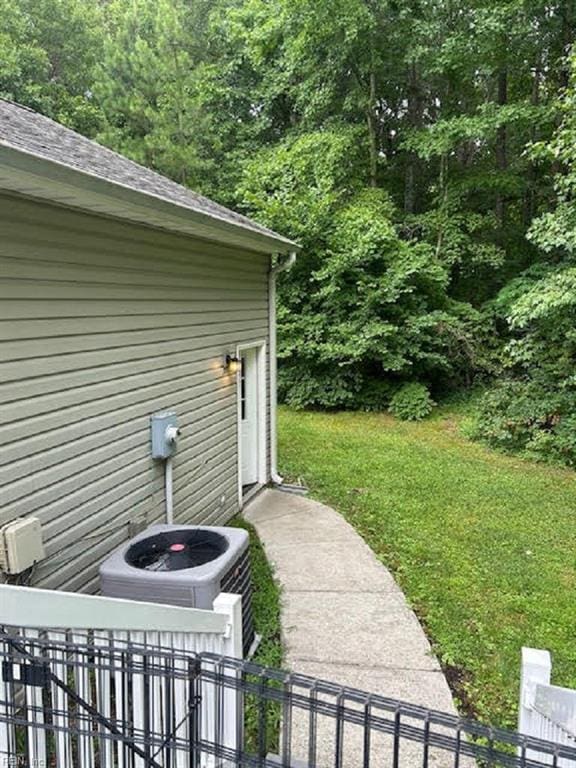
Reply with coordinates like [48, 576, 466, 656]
[99, 524, 254, 656]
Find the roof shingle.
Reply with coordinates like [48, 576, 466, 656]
[0, 99, 290, 245]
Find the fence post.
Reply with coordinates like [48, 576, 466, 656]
[213, 592, 243, 659]
[211, 593, 243, 764]
[518, 647, 552, 747]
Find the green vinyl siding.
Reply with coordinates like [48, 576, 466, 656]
[0, 193, 271, 593]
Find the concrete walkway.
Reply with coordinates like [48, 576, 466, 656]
[245, 489, 465, 767]
[244, 488, 458, 712]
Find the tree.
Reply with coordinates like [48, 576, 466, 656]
[403, 0, 561, 302]
[6, 0, 576, 429]
[95, 0, 221, 191]
[0, 0, 103, 133]
[240, 129, 482, 408]
[471, 47, 576, 465]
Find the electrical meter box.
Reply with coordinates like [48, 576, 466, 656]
[151, 411, 179, 459]
[0, 517, 45, 574]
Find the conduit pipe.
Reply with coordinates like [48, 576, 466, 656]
[165, 457, 174, 525]
[163, 424, 180, 525]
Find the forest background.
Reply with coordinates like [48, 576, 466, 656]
[3, 0, 576, 464]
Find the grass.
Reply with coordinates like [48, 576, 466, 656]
[231, 516, 283, 670]
[231, 516, 283, 752]
[278, 405, 576, 729]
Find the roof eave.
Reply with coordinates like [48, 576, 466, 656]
[0, 142, 300, 255]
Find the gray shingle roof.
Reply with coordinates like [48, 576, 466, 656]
[0, 99, 292, 246]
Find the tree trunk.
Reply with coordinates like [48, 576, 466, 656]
[495, 66, 508, 226]
[435, 154, 448, 259]
[404, 61, 421, 214]
[404, 161, 416, 214]
[559, 1, 573, 91]
[367, 70, 378, 188]
[523, 66, 540, 227]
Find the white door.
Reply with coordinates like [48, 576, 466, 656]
[240, 348, 259, 486]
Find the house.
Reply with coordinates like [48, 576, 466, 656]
[0, 99, 298, 595]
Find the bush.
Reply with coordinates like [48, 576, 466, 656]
[278, 364, 362, 410]
[278, 363, 398, 411]
[389, 382, 435, 421]
[469, 379, 576, 466]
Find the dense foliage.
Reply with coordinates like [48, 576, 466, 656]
[470, 49, 576, 465]
[1, 0, 575, 452]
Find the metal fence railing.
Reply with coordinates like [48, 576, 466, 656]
[1, 628, 576, 768]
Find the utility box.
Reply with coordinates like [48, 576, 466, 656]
[100, 524, 255, 656]
[151, 411, 179, 459]
[0, 517, 45, 574]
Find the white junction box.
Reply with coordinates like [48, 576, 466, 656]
[0, 517, 45, 574]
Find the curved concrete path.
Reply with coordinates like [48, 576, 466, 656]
[244, 488, 458, 712]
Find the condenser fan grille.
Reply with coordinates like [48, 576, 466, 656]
[126, 530, 228, 572]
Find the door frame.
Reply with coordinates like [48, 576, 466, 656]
[236, 340, 267, 508]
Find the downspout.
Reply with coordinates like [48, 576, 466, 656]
[269, 251, 297, 485]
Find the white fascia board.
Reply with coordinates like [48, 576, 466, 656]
[0, 142, 299, 255]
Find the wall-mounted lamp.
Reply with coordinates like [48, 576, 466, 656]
[224, 354, 241, 374]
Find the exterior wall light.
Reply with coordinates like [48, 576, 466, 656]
[225, 354, 241, 374]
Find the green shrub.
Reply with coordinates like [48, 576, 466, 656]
[278, 364, 362, 410]
[469, 379, 576, 466]
[279, 364, 397, 411]
[389, 382, 435, 421]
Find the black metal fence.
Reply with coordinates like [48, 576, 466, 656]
[0, 628, 575, 768]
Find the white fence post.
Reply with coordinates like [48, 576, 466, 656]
[210, 593, 243, 767]
[213, 592, 243, 659]
[517, 647, 576, 766]
[519, 646, 552, 739]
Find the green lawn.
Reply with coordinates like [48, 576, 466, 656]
[278, 406, 576, 728]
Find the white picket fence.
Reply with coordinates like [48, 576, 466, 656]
[0, 583, 243, 767]
[518, 647, 576, 766]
